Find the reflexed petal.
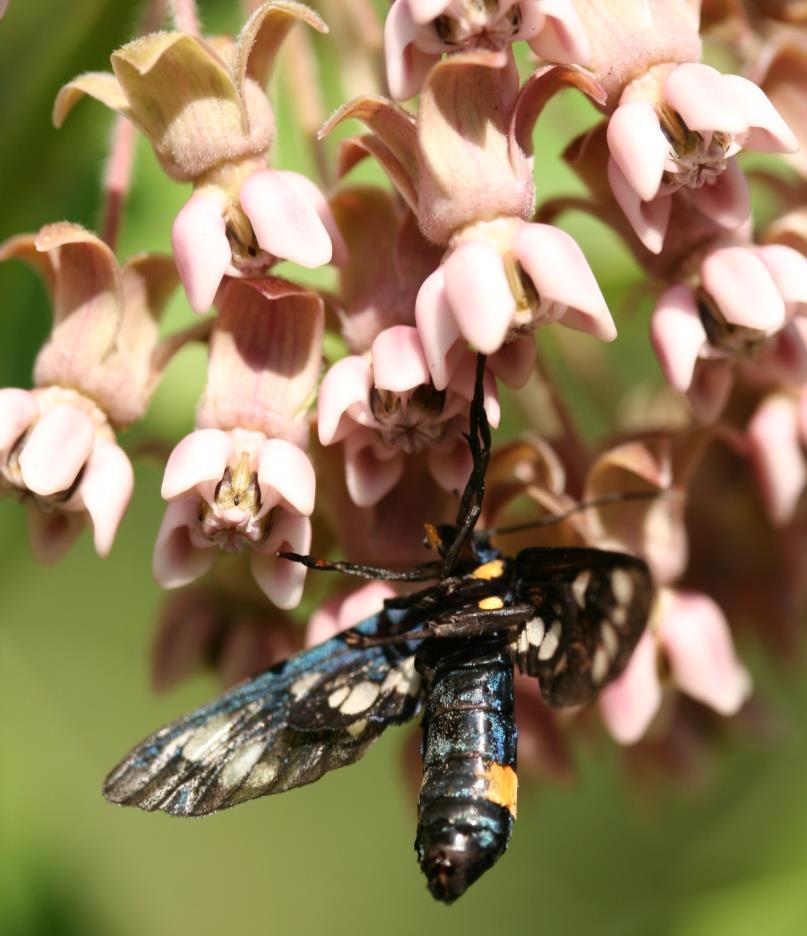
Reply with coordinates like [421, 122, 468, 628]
[722, 74, 798, 153]
[443, 242, 515, 355]
[755, 244, 807, 309]
[344, 433, 404, 507]
[306, 581, 397, 647]
[427, 439, 472, 493]
[252, 512, 312, 609]
[449, 353, 501, 428]
[663, 63, 748, 135]
[26, 507, 85, 565]
[371, 325, 430, 392]
[687, 361, 734, 425]
[528, 0, 591, 66]
[161, 428, 233, 501]
[318, 355, 373, 445]
[415, 268, 462, 391]
[692, 158, 750, 230]
[79, 442, 134, 556]
[599, 630, 662, 745]
[153, 496, 216, 589]
[240, 168, 332, 268]
[171, 191, 231, 314]
[748, 394, 806, 525]
[275, 171, 348, 266]
[489, 336, 537, 389]
[0, 388, 37, 457]
[18, 405, 95, 497]
[407, 0, 450, 23]
[607, 101, 668, 202]
[650, 286, 708, 392]
[701, 246, 786, 331]
[257, 438, 316, 516]
[513, 222, 615, 340]
[608, 157, 672, 254]
[658, 590, 752, 715]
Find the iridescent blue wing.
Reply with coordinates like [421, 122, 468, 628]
[513, 547, 653, 707]
[103, 613, 422, 817]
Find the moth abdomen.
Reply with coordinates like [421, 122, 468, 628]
[415, 636, 517, 904]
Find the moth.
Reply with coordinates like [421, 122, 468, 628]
[104, 358, 654, 902]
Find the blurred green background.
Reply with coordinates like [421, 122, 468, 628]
[2, 2, 806, 935]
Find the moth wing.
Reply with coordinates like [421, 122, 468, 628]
[513, 547, 653, 707]
[103, 615, 422, 817]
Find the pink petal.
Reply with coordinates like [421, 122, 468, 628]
[18, 404, 95, 497]
[384, 1, 439, 101]
[276, 171, 348, 266]
[371, 325, 430, 392]
[0, 387, 37, 457]
[658, 590, 752, 715]
[701, 246, 786, 331]
[692, 158, 750, 230]
[489, 335, 537, 389]
[599, 630, 662, 745]
[663, 63, 748, 135]
[607, 101, 668, 202]
[318, 356, 373, 445]
[687, 361, 734, 424]
[514, 222, 615, 340]
[252, 512, 312, 609]
[443, 243, 515, 355]
[748, 394, 806, 526]
[449, 353, 501, 428]
[406, 0, 450, 23]
[415, 268, 462, 391]
[240, 168, 332, 268]
[344, 432, 404, 507]
[754, 244, 807, 309]
[528, 0, 591, 66]
[721, 74, 798, 154]
[427, 439, 472, 493]
[608, 157, 671, 254]
[306, 581, 397, 647]
[152, 496, 216, 589]
[171, 191, 231, 314]
[26, 506, 85, 565]
[161, 429, 234, 501]
[79, 442, 134, 556]
[257, 438, 316, 516]
[650, 286, 708, 392]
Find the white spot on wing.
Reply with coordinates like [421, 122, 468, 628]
[328, 686, 350, 709]
[572, 570, 591, 608]
[611, 568, 634, 606]
[345, 719, 368, 738]
[526, 616, 546, 648]
[591, 645, 609, 684]
[290, 672, 321, 699]
[247, 757, 278, 788]
[339, 681, 381, 715]
[183, 715, 231, 762]
[220, 741, 265, 789]
[600, 621, 619, 659]
[538, 620, 562, 660]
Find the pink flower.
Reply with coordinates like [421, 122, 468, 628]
[747, 391, 807, 525]
[152, 277, 324, 609]
[0, 223, 180, 561]
[651, 243, 807, 420]
[608, 63, 797, 252]
[385, 0, 590, 100]
[318, 325, 500, 506]
[600, 589, 752, 744]
[324, 57, 613, 380]
[54, 4, 345, 313]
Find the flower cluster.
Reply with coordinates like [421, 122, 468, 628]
[2, 0, 807, 793]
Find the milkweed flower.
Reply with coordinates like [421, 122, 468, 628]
[323, 56, 615, 388]
[54, 2, 344, 313]
[153, 278, 323, 609]
[384, 0, 590, 100]
[0, 223, 180, 561]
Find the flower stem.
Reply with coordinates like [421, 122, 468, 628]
[101, 117, 136, 252]
[171, 0, 201, 35]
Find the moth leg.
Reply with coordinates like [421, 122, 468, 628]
[277, 551, 442, 583]
[426, 603, 536, 639]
